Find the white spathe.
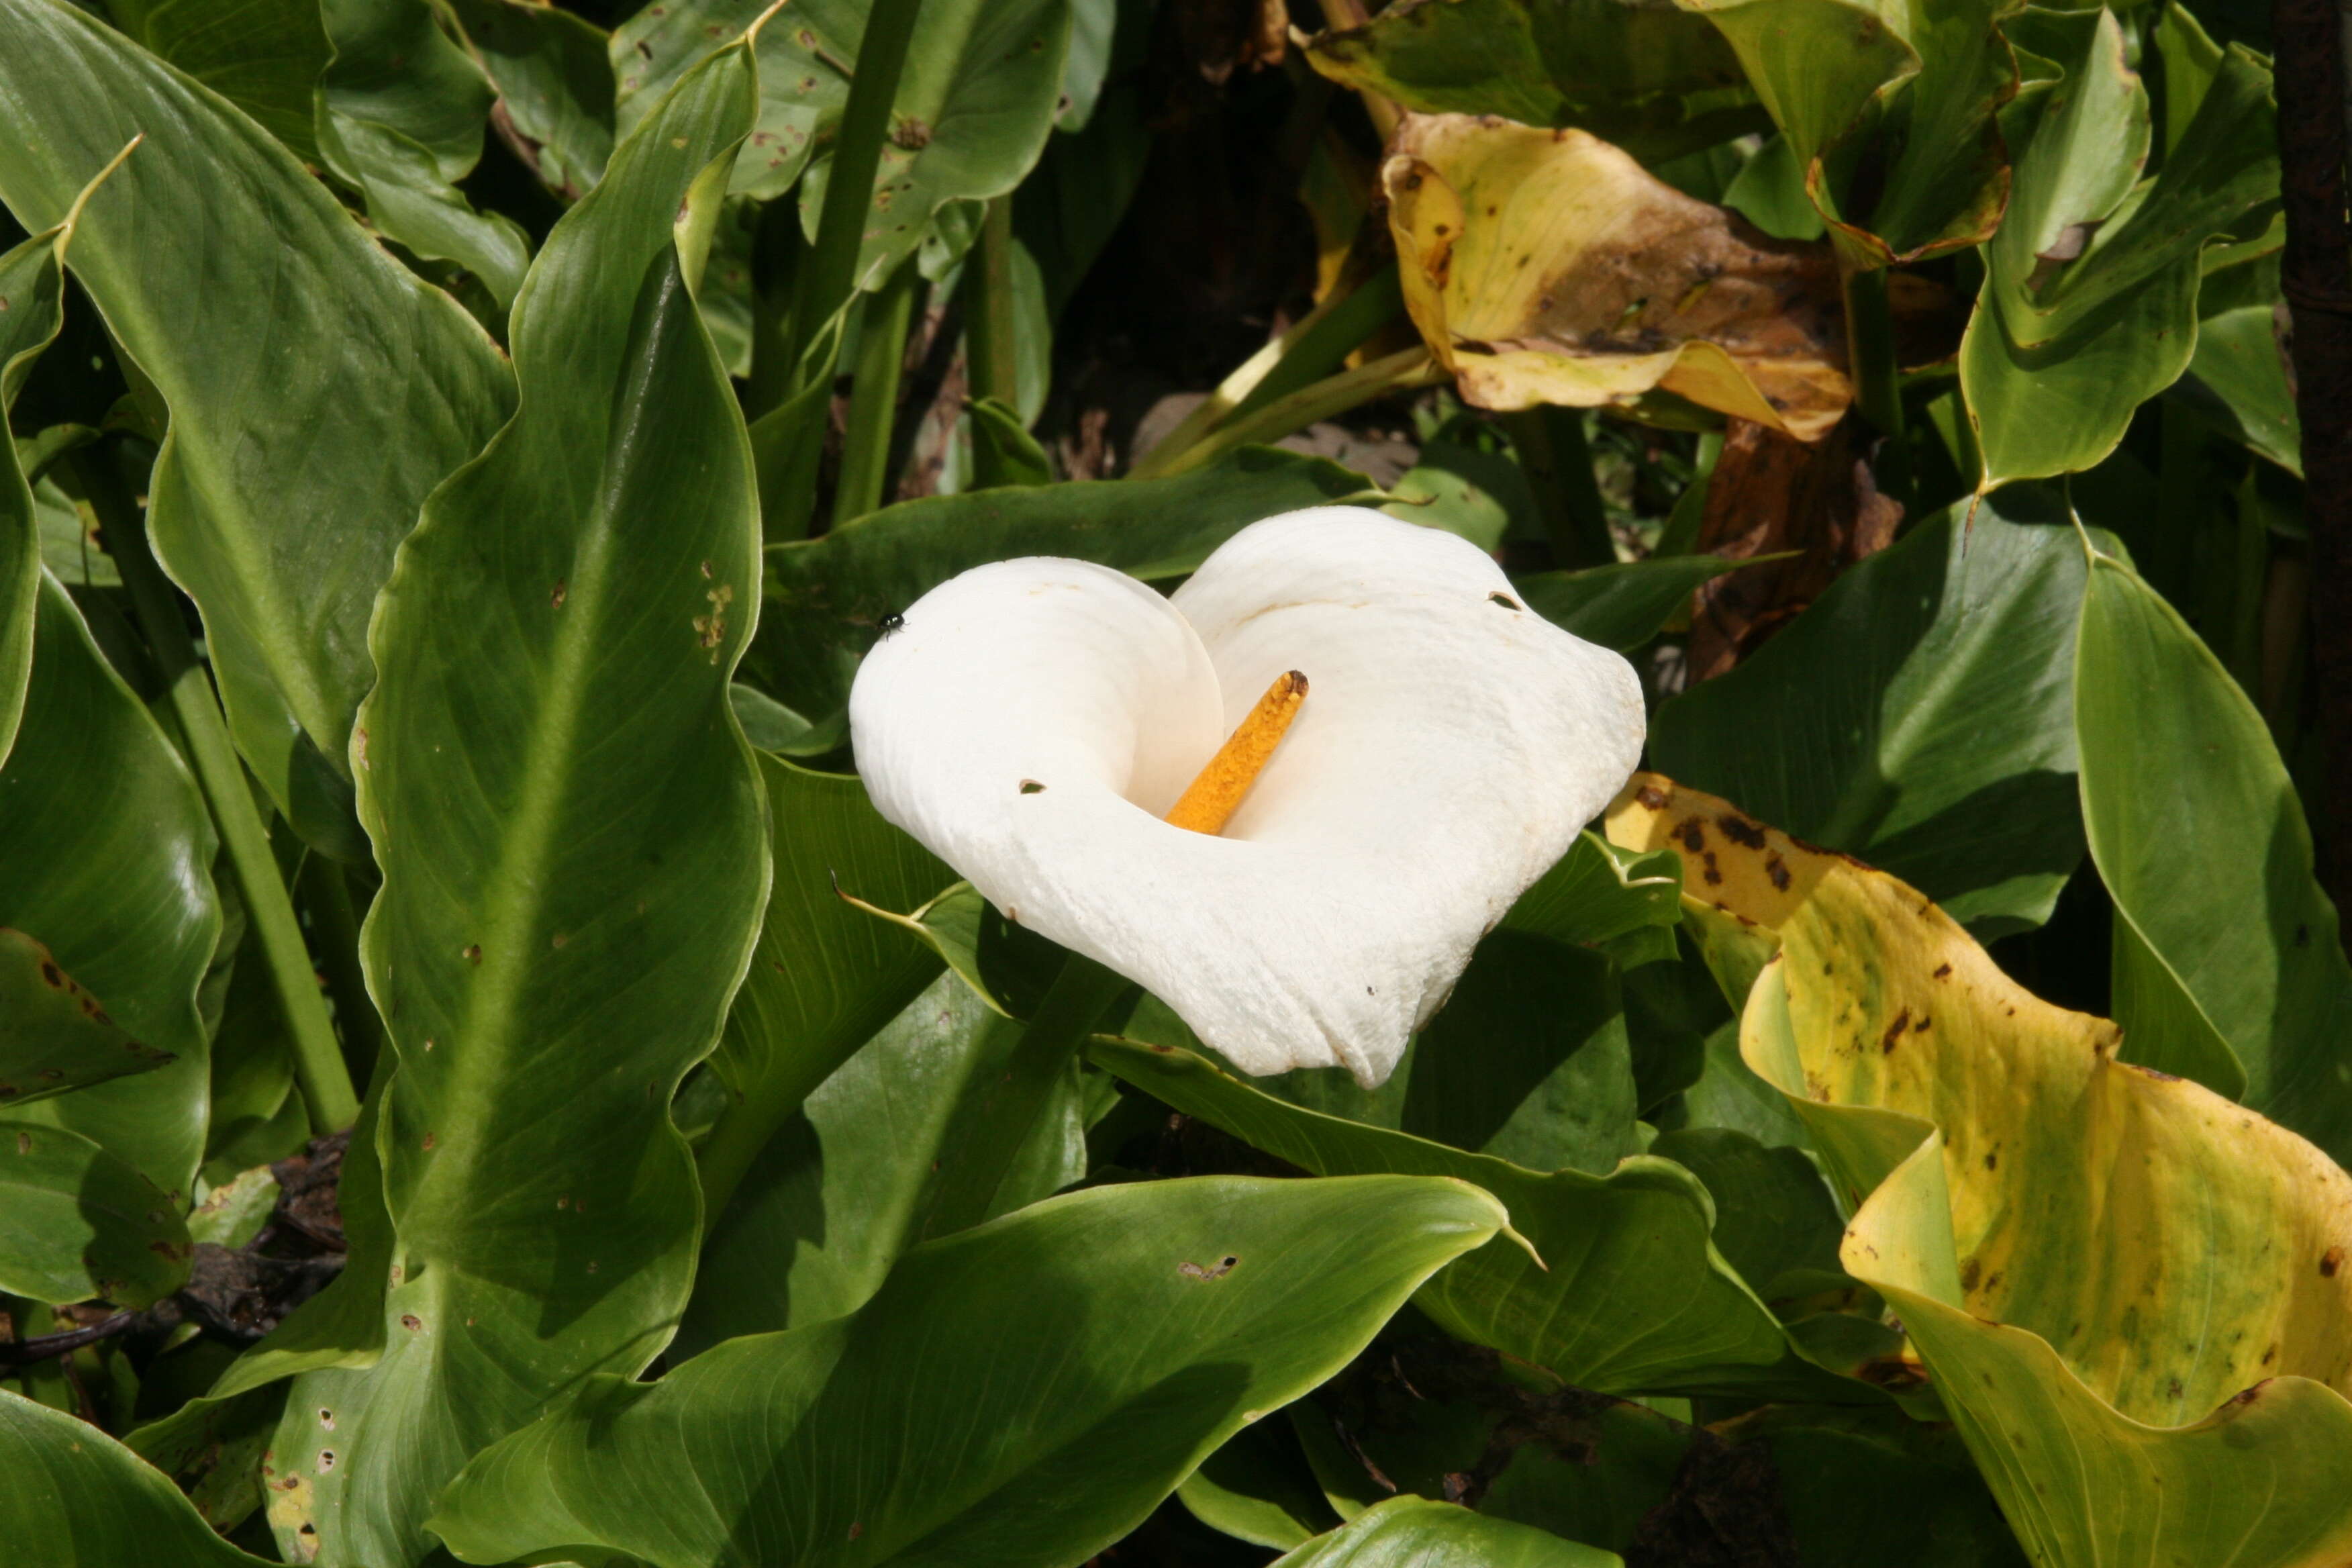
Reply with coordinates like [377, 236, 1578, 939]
[848, 507, 1646, 1087]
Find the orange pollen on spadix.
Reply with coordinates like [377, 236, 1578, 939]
[1162, 670, 1308, 837]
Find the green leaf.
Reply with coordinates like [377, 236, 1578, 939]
[1648, 1126, 1847, 1301]
[317, 0, 532, 309]
[2074, 548, 2352, 1161]
[0, 206, 72, 769]
[1088, 1037, 1853, 1398]
[0, 0, 516, 855]
[0, 574, 218, 1202]
[1675, 0, 2022, 263]
[136, 0, 333, 162]
[444, 0, 617, 199]
[0, 1389, 275, 1567]
[0, 929, 179, 1109]
[1960, 19, 2279, 486]
[1274, 1496, 1620, 1568]
[0, 1121, 193, 1308]
[752, 449, 1375, 731]
[432, 1175, 1508, 1567]
[685, 971, 1089, 1353]
[1743, 0, 2021, 266]
[2169, 300, 2300, 475]
[1652, 495, 2095, 937]
[1303, 0, 1759, 164]
[1178, 1418, 1340, 1551]
[1513, 553, 1762, 653]
[1500, 830, 1683, 956]
[689, 756, 955, 1255]
[1409, 936, 1641, 1175]
[968, 394, 1054, 488]
[271, 44, 769, 1566]
[615, 0, 1072, 288]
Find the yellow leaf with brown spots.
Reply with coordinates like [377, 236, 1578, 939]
[1608, 771, 2352, 1567]
[1383, 113, 1854, 441]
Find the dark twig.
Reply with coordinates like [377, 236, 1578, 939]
[2272, 0, 2352, 944]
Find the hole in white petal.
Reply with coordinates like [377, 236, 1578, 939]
[1488, 591, 1521, 611]
[1019, 779, 1046, 795]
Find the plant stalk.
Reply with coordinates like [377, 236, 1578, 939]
[783, 0, 926, 428]
[299, 855, 382, 1089]
[1504, 405, 1616, 568]
[1148, 346, 1447, 480]
[963, 195, 1022, 411]
[77, 448, 360, 1133]
[1130, 262, 1404, 481]
[2271, 0, 2352, 939]
[920, 953, 1131, 1238]
[833, 256, 923, 526]
[1839, 262, 1914, 510]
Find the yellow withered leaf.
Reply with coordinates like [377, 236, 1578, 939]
[1608, 772, 2352, 1568]
[1383, 113, 1853, 442]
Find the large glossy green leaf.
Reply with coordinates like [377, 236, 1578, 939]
[1961, 18, 2279, 486]
[1088, 1037, 1863, 1398]
[1303, 0, 1757, 162]
[0, 1120, 191, 1308]
[0, 202, 74, 769]
[433, 1175, 1507, 1567]
[134, 0, 332, 162]
[1275, 1496, 1619, 1568]
[751, 449, 1374, 736]
[685, 971, 1089, 1353]
[0, 1389, 275, 1567]
[269, 45, 769, 1567]
[316, 0, 532, 309]
[615, 0, 1070, 287]
[2074, 548, 2352, 1162]
[1653, 495, 2094, 936]
[0, 928, 180, 1108]
[1612, 775, 2352, 1567]
[0, 573, 218, 1201]
[0, 0, 516, 854]
[693, 756, 948, 1230]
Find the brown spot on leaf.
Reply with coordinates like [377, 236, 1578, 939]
[1675, 818, 1706, 853]
[1179, 1255, 1240, 1281]
[1716, 813, 1767, 849]
[1636, 784, 1669, 810]
[400, 1314, 422, 1331]
[1933, 963, 1953, 979]
[1765, 854, 1791, 890]
[1880, 1009, 1912, 1053]
[2323, 1246, 2344, 1278]
[462, 944, 481, 965]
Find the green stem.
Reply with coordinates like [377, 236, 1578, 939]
[77, 448, 360, 1133]
[1129, 262, 1404, 481]
[920, 953, 1131, 1239]
[963, 195, 1021, 411]
[1504, 406, 1616, 568]
[299, 855, 381, 1089]
[1150, 346, 1447, 480]
[1839, 263, 1914, 509]
[784, 0, 926, 415]
[833, 256, 923, 527]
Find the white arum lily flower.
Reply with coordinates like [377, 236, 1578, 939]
[848, 507, 1645, 1087]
